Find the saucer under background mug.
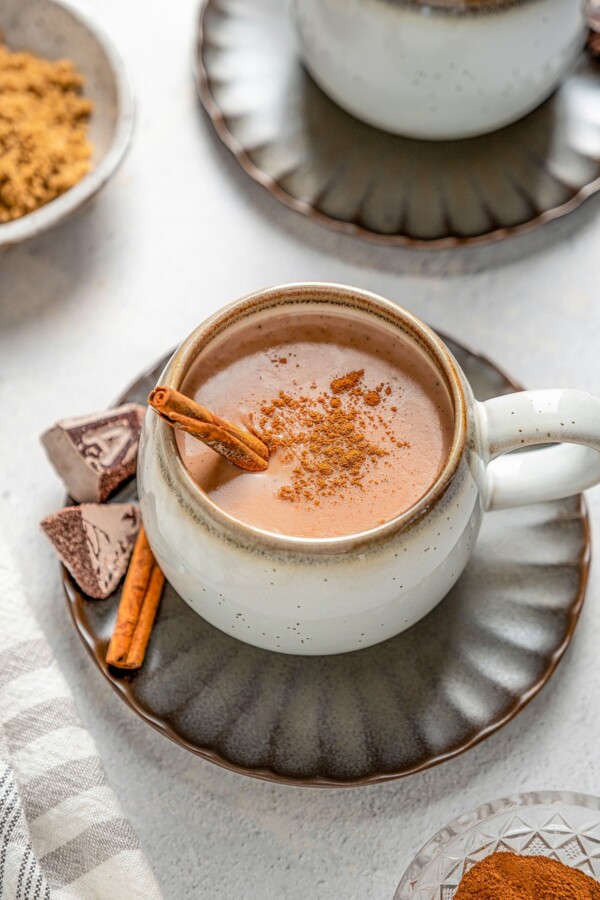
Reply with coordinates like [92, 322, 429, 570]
[196, 0, 600, 248]
[64, 335, 589, 785]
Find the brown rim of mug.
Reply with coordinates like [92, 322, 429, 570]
[153, 283, 468, 554]
[379, 0, 534, 14]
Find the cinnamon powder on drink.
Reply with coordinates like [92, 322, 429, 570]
[0, 40, 93, 223]
[454, 851, 600, 899]
[257, 369, 409, 503]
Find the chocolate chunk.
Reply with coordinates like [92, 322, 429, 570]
[41, 404, 146, 502]
[588, 30, 600, 58]
[41, 504, 141, 599]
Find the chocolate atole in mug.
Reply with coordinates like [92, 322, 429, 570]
[176, 311, 454, 538]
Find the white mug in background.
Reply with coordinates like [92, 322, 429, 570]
[138, 284, 600, 655]
[292, 0, 587, 139]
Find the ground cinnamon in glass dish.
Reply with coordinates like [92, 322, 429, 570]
[454, 851, 600, 899]
[0, 40, 93, 222]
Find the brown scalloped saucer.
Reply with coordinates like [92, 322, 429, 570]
[195, 0, 600, 249]
[63, 337, 590, 786]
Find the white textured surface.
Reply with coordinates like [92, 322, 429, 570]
[1, 1, 600, 897]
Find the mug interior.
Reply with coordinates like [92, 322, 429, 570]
[158, 284, 467, 550]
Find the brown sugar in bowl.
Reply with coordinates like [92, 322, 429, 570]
[0, 0, 134, 249]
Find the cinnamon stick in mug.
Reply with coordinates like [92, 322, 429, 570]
[148, 386, 269, 472]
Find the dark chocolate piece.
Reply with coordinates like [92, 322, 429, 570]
[41, 404, 145, 503]
[588, 30, 600, 58]
[41, 504, 141, 599]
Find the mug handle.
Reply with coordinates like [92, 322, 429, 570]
[478, 389, 600, 510]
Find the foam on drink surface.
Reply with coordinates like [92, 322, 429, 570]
[177, 310, 454, 538]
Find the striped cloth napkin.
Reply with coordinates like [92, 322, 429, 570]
[0, 536, 162, 900]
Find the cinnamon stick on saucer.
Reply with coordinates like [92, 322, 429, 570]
[106, 525, 164, 670]
[148, 386, 269, 472]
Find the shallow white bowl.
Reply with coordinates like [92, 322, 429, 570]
[0, 0, 134, 249]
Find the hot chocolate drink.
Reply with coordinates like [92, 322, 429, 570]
[176, 309, 454, 538]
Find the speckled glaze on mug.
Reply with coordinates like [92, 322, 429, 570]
[292, 0, 587, 139]
[138, 284, 600, 655]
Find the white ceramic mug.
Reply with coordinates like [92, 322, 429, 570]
[138, 283, 600, 655]
[292, 0, 587, 139]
